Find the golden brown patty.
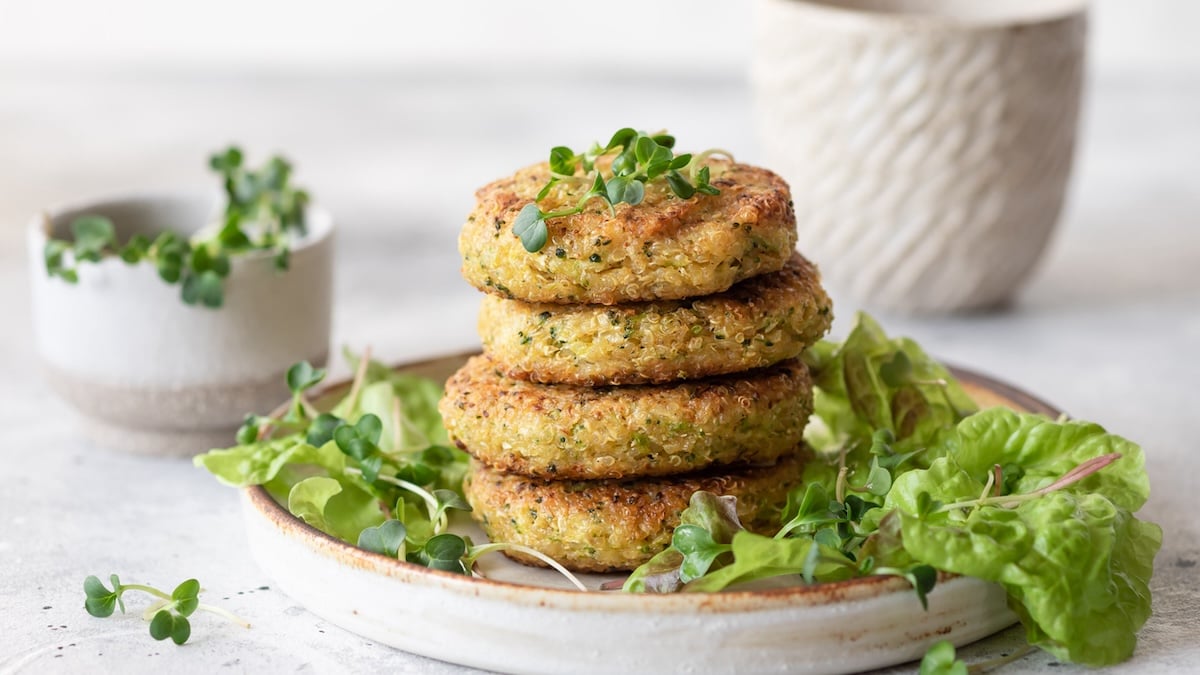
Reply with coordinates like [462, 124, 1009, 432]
[459, 159, 798, 304]
[464, 454, 806, 573]
[478, 252, 833, 386]
[438, 355, 813, 480]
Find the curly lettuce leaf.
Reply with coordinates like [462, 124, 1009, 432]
[887, 410, 1161, 666]
[802, 312, 978, 494]
[195, 438, 345, 488]
[287, 476, 386, 543]
[949, 408, 1150, 512]
[804, 312, 976, 458]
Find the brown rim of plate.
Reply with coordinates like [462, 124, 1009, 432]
[243, 352, 1061, 611]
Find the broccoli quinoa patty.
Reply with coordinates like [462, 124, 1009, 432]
[459, 159, 798, 305]
[438, 355, 813, 480]
[464, 453, 806, 573]
[478, 253, 833, 386]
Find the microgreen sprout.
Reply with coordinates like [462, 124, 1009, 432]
[44, 145, 311, 308]
[83, 574, 249, 645]
[354, 503, 587, 590]
[867, 428, 926, 473]
[234, 360, 326, 443]
[335, 415, 386, 483]
[286, 360, 327, 398]
[920, 641, 968, 675]
[305, 412, 343, 447]
[346, 468, 469, 533]
[235, 414, 266, 444]
[285, 360, 326, 419]
[513, 128, 727, 252]
[358, 520, 408, 558]
[919, 640, 1037, 675]
[415, 533, 471, 574]
[776, 482, 842, 539]
[875, 564, 939, 610]
[464, 543, 588, 591]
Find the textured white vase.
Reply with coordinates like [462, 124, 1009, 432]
[752, 0, 1087, 313]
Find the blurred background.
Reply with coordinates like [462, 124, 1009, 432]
[3, 0, 1198, 360]
[2, 0, 1198, 415]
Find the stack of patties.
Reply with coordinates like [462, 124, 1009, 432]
[440, 157, 833, 573]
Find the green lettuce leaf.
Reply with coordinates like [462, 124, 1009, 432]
[287, 476, 343, 531]
[359, 377, 450, 453]
[287, 476, 386, 543]
[623, 314, 1160, 670]
[194, 438, 344, 487]
[804, 312, 976, 459]
[801, 313, 978, 496]
[887, 411, 1161, 666]
[682, 531, 856, 593]
[949, 408, 1150, 512]
[337, 349, 449, 447]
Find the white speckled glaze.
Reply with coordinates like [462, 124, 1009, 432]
[240, 354, 1061, 675]
[752, 0, 1087, 313]
[27, 193, 333, 455]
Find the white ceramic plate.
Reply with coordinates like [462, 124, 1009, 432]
[240, 354, 1059, 675]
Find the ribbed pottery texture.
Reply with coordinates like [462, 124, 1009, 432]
[752, 0, 1087, 313]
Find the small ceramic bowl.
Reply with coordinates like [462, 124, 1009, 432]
[27, 193, 334, 455]
[752, 0, 1088, 313]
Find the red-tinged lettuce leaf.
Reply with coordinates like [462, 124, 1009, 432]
[948, 408, 1150, 512]
[623, 492, 745, 593]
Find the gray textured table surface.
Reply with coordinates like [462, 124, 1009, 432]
[0, 70, 1197, 674]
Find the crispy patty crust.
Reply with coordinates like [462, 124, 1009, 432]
[459, 159, 798, 304]
[438, 355, 813, 480]
[464, 454, 805, 572]
[478, 253, 833, 386]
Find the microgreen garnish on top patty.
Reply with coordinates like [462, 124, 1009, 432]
[512, 128, 728, 253]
